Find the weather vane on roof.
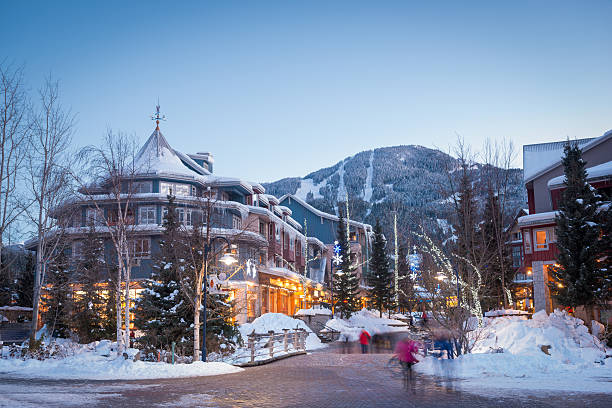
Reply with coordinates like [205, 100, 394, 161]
[151, 101, 166, 130]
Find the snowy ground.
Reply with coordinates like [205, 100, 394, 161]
[0, 340, 242, 380]
[325, 308, 409, 341]
[415, 310, 612, 394]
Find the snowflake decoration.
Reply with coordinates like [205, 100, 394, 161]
[333, 240, 341, 255]
[332, 253, 343, 266]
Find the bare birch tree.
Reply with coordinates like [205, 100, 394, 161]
[26, 76, 75, 344]
[76, 131, 139, 354]
[0, 62, 30, 293]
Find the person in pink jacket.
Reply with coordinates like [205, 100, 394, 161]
[395, 337, 421, 387]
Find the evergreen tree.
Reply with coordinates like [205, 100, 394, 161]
[368, 220, 392, 317]
[548, 142, 609, 321]
[15, 252, 36, 307]
[44, 251, 73, 338]
[134, 195, 193, 353]
[333, 209, 361, 319]
[73, 223, 106, 343]
[100, 278, 117, 340]
[0, 249, 13, 305]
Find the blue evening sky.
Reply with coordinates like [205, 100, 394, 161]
[2, 1, 611, 182]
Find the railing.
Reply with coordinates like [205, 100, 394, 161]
[233, 328, 308, 365]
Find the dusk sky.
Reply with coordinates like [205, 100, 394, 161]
[2, 1, 611, 182]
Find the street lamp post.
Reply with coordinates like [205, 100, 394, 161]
[202, 236, 237, 362]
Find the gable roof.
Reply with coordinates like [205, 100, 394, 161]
[524, 129, 612, 185]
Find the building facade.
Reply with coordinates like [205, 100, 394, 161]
[517, 130, 612, 315]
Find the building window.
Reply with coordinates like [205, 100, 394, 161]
[232, 215, 242, 230]
[524, 230, 532, 254]
[511, 246, 523, 268]
[176, 208, 192, 226]
[86, 208, 104, 225]
[72, 241, 83, 260]
[139, 206, 156, 225]
[289, 238, 294, 250]
[275, 225, 281, 242]
[130, 238, 151, 258]
[160, 182, 193, 197]
[259, 221, 267, 238]
[534, 229, 548, 251]
[133, 181, 152, 194]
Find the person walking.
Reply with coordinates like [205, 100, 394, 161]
[359, 329, 371, 354]
[395, 337, 421, 391]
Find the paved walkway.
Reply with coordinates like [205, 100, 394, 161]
[1, 350, 611, 407]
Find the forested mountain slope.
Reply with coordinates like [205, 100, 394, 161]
[263, 145, 525, 241]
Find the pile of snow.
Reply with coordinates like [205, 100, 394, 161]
[326, 309, 408, 341]
[0, 340, 242, 380]
[294, 306, 332, 317]
[415, 310, 612, 393]
[238, 313, 325, 351]
[484, 309, 531, 317]
[473, 310, 605, 363]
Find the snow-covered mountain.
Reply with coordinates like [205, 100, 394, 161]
[263, 145, 525, 238]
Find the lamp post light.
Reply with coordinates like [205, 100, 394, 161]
[202, 236, 237, 362]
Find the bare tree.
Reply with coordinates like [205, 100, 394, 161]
[75, 131, 139, 354]
[480, 138, 517, 308]
[26, 76, 75, 344]
[0, 62, 30, 286]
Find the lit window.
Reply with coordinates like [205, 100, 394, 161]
[534, 229, 548, 250]
[139, 206, 156, 225]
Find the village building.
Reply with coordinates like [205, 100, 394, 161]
[24, 113, 377, 326]
[516, 130, 612, 318]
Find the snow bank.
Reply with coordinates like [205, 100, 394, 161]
[0, 340, 242, 380]
[326, 309, 408, 341]
[238, 313, 325, 350]
[294, 306, 332, 317]
[415, 310, 612, 393]
[473, 310, 605, 364]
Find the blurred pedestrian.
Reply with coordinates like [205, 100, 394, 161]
[359, 329, 371, 354]
[395, 337, 421, 391]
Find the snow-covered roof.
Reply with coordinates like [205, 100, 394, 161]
[523, 129, 612, 184]
[518, 211, 558, 226]
[254, 194, 269, 207]
[306, 236, 325, 248]
[135, 128, 210, 177]
[547, 160, 612, 188]
[278, 205, 292, 216]
[248, 182, 266, 194]
[286, 216, 302, 231]
[265, 194, 279, 205]
[280, 194, 373, 231]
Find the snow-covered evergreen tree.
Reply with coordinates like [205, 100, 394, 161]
[15, 252, 36, 307]
[368, 220, 392, 317]
[333, 209, 361, 319]
[134, 195, 193, 353]
[549, 142, 610, 321]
